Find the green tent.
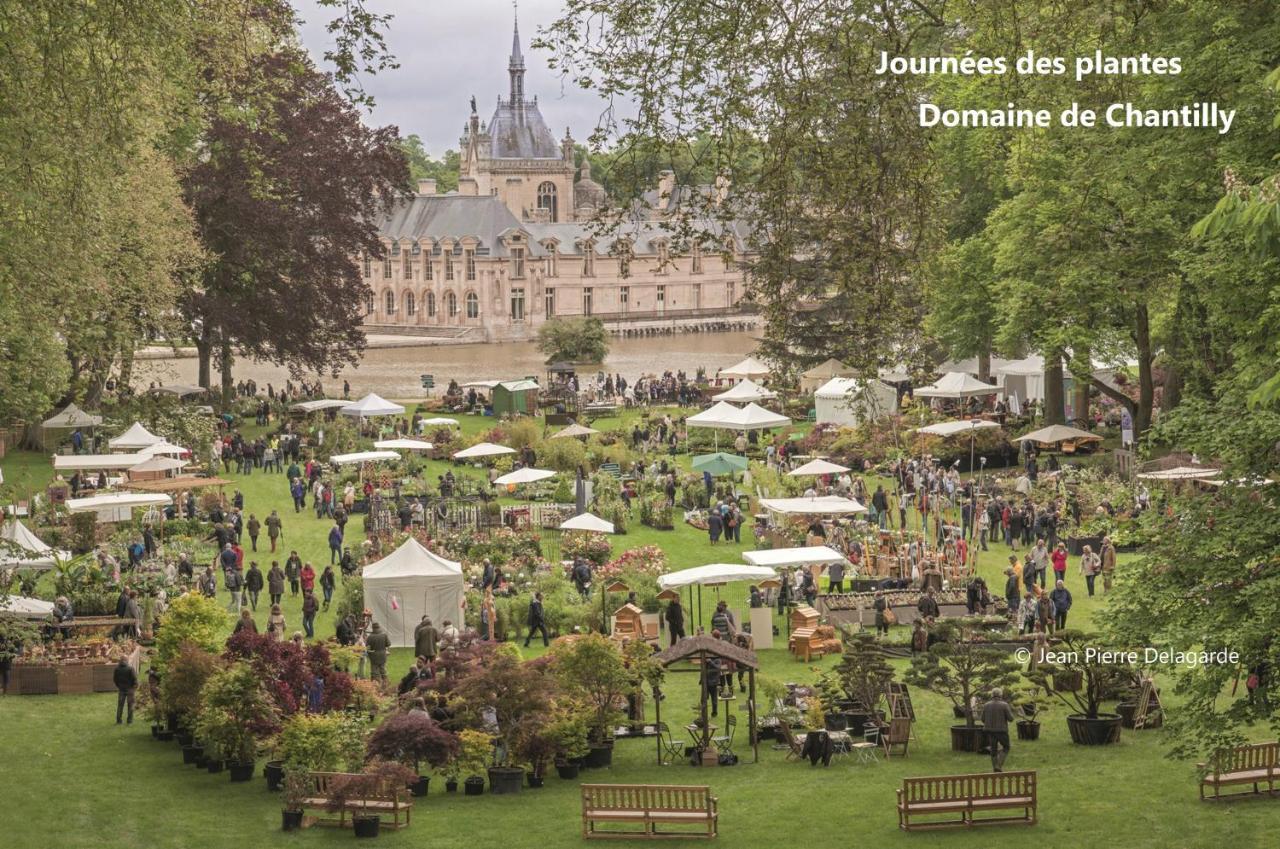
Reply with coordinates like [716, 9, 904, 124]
[691, 452, 749, 476]
[492, 379, 539, 417]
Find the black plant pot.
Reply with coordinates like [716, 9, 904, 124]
[824, 714, 848, 732]
[1116, 702, 1138, 728]
[176, 731, 194, 747]
[488, 766, 525, 795]
[150, 724, 161, 738]
[463, 776, 486, 796]
[445, 778, 459, 793]
[157, 729, 175, 742]
[282, 810, 304, 832]
[195, 752, 209, 768]
[1067, 713, 1122, 745]
[182, 745, 204, 765]
[352, 815, 381, 838]
[409, 776, 429, 797]
[527, 772, 545, 788]
[166, 713, 180, 732]
[556, 762, 581, 780]
[950, 724, 986, 753]
[229, 761, 255, 782]
[206, 759, 225, 774]
[844, 712, 873, 733]
[584, 744, 613, 769]
[1016, 720, 1041, 741]
[264, 760, 285, 791]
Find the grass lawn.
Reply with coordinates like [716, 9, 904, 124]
[1, 410, 1275, 848]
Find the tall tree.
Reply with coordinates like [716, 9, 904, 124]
[399, 135, 460, 191]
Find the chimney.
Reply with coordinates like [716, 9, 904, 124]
[458, 177, 479, 197]
[657, 170, 676, 206]
[417, 178, 437, 195]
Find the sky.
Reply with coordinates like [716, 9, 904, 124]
[293, 0, 612, 156]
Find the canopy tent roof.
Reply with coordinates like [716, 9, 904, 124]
[801, 358, 856, 382]
[108, 422, 163, 449]
[138, 441, 190, 457]
[340, 393, 406, 418]
[1019, 424, 1103, 445]
[720, 356, 771, 379]
[788, 458, 851, 477]
[499, 379, 540, 392]
[1137, 465, 1221, 481]
[128, 456, 188, 474]
[373, 438, 434, 451]
[938, 356, 1015, 375]
[330, 450, 402, 466]
[743, 546, 850, 568]
[550, 423, 600, 439]
[0, 595, 56, 617]
[657, 563, 779, 591]
[460, 380, 501, 390]
[690, 402, 791, 432]
[419, 416, 460, 427]
[712, 378, 777, 403]
[361, 538, 465, 648]
[654, 635, 759, 669]
[42, 403, 102, 429]
[364, 537, 463, 580]
[1, 519, 68, 569]
[691, 452, 749, 476]
[53, 453, 146, 471]
[453, 442, 517, 459]
[493, 467, 555, 486]
[686, 401, 746, 429]
[559, 512, 616, 533]
[914, 372, 1001, 399]
[878, 366, 913, 383]
[152, 384, 206, 398]
[66, 492, 172, 513]
[758, 495, 867, 515]
[291, 399, 351, 413]
[915, 419, 1002, 438]
[995, 355, 1045, 377]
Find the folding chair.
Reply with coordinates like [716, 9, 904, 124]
[656, 722, 688, 765]
[710, 715, 737, 758]
[778, 719, 805, 760]
[848, 724, 881, 765]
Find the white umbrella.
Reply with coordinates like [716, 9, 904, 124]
[330, 450, 402, 466]
[374, 438, 434, 452]
[720, 356, 771, 380]
[758, 495, 867, 515]
[559, 512, 616, 533]
[129, 456, 188, 474]
[453, 442, 517, 459]
[550, 423, 600, 439]
[1019, 424, 1102, 445]
[340, 393, 406, 418]
[713, 378, 777, 403]
[493, 467, 555, 486]
[138, 440, 191, 457]
[788, 458, 851, 477]
[915, 419, 1001, 438]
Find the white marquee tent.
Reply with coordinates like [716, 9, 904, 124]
[800, 359, 856, 393]
[66, 492, 171, 522]
[712, 378, 777, 403]
[720, 356, 771, 380]
[686, 401, 746, 430]
[330, 450, 401, 466]
[742, 546, 850, 569]
[362, 538, 465, 647]
[1, 519, 68, 570]
[914, 372, 1001, 399]
[340, 393, 405, 418]
[758, 495, 867, 515]
[138, 441, 191, 458]
[53, 453, 146, 472]
[41, 403, 102, 448]
[109, 422, 163, 450]
[292, 399, 351, 413]
[657, 563, 778, 591]
[374, 438, 434, 452]
[419, 417, 460, 428]
[0, 595, 56, 617]
[814, 377, 898, 427]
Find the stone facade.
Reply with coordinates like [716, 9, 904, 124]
[361, 20, 749, 342]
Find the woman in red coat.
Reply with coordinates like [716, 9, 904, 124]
[299, 562, 316, 593]
[1051, 543, 1069, 585]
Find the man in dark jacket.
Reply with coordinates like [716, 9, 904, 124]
[1049, 580, 1072, 631]
[301, 590, 319, 638]
[414, 616, 439, 659]
[917, 587, 941, 620]
[827, 560, 845, 594]
[246, 514, 261, 551]
[285, 552, 302, 596]
[365, 622, 391, 683]
[113, 659, 138, 724]
[524, 593, 550, 647]
[267, 561, 285, 605]
[664, 597, 685, 646]
[981, 688, 1015, 772]
[1003, 564, 1021, 620]
[245, 562, 264, 611]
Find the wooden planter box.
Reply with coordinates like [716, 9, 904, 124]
[12, 666, 58, 695]
[57, 665, 96, 694]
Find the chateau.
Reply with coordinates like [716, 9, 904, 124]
[361, 20, 751, 342]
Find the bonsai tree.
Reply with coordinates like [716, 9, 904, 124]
[551, 634, 633, 745]
[904, 618, 1024, 726]
[1026, 630, 1130, 719]
[194, 660, 281, 765]
[365, 711, 460, 777]
[451, 647, 557, 769]
[827, 629, 895, 716]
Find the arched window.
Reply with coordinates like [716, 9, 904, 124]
[465, 291, 479, 319]
[404, 291, 415, 316]
[537, 181, 558, 222]
[384, 290, 396, 315]
[445, 291, 458, 317]
[426, 291, 436, 317]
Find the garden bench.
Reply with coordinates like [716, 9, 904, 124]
[582, 784, 718, 839]
[897, 771, 1037, 831]
[1198, 742, 1280, 800]
[297, 771, 413, 830]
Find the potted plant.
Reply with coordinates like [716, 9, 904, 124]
[325, 759, 418, 838]
[1015, 695, 1043, 741]
[276, 712, 369, 792]
[157, 642, 220, 740]
[904, 618, 1024, 753]
[194, 661, 280, 782]
[454, 729, 494, 796]
[551, 635, 633, 767]
[824, 630, 895, 737]
[281, 771, 309, 831]
[548, 708, 591, 779]
[365, 711, 460, 798]
[1027, 630, 1127, 745]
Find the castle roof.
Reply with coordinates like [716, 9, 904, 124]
[487, 100, 562, 160]
[378, 194, 544, 258]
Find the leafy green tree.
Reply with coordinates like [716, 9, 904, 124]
[399, 135, 461, 192]
[905, 618, 1024, 727]
[536, 317, 609, 364]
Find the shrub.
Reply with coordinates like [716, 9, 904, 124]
[159, 643, 220, 731]
[365, 712, 460, 773]
[551, 634, 633, 744]
[561, 532, 612, 566]
[195, 661, 280, 763]
[277, 712, 369, 773]
[154, 593, 227, 672]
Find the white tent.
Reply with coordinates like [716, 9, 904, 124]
[730, 403, 791, 431]
[550, 423, 600, 439]
[109, 422, 163, 450]
[1019, 424, 1102, 446]
[340, 393, 406, 418]
[374, 438, 434, 452]
[292, 399, 351, 413]
[686, 401, 746, 430]
[0, 595, 56, 617]
[152, 384, 206, 398]
[493, 467, 555, 486]
[419, 417, 461, 428]
[915, 419, 1001, 438]
[995, 355, 1046, 403]
[460, 380, 501, 390]
[658, 563, 778, 590]
[559, 512, 616, 533]
[759, 495, 867, 515]
[42, 404, 102, 429]
[330, 450, 402, 466]
[1, 519, 68, 570]
[800, 359, 856, 393]
[814, 377, 898, 427]
[66, 492, 172, 522]
[1137, 466, 1220, 481]
[914, 372, 1001, 399]
[720, 356, 771, 380]
[362, 538, 465, 647]
[453, 442, 517, 459]
[53, 453, 147, 472]
[713, 378, 777, 403]
[138, 441, 191, 457]
[128, 456, 188, 474]
[788, 458, 851, 477]
[743, 546, 850, 569]
[938, 356, 1015, 377]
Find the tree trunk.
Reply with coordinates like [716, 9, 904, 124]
[1043, 351, 1065, 425]
[196, 323, 212, 390]
[219, 335, 234, 407]
[1071, 346, 1091, 428]
[117, 338, 136, 395]
[977, 345, 992, 384]
[1134, 304, 1155, 440]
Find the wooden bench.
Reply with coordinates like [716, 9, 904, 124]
[1199, 742, 1280, 800]
[897, 771, 1037, 830]
[297, 771, 413, 830]
[582, 784, 718, 839]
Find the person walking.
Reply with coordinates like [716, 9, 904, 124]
[299, 562, 316, 594]
[873, 590, 891, 637]
[524, 592, 550, 647]
[1051, 542, 1069, 585]
[1004, 563, 1021, 623]
[266, 510, 282, 552]
[1031, 538, 1050, 586]
[1080, 544, 1101, 597]
[664, 596, 685, 646]
[319, 566, 336, 611]
[266, 604, 286, 641]
[707, 507, 723, 544]
[827, 559, 845, 594]
[224, 566, 243, 611]
[981, 688, 1015, 772]
[267, 561, 285, 606]
[233, 608, 258, 635]
[245, 561, 264, 610]
[285, 552, 302, 596]
[328, 524, 343, 565]
[113, 658, 138, 724]
[246, 513, 261, 552]
[1100, 535, 1117, 593]
[199, 566, 217, 598]
[301, 590, 318, 638]
[365, 622, 391, 684]
[1050, 580, 1072, 631]
[414, 616, 439, 661]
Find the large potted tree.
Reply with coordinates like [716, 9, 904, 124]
[824, 629, 895, 738]
[551, 635, 632, 768]
[365, 711, 460, 797]
[1027, 630, 1127, 745]
[276, 712, 369, 796]
[548, 708, 592, 779]
[158, 643, 220, 754]
[905, 618, 1024, 753]
[194, 660, 281, 782]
